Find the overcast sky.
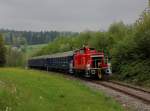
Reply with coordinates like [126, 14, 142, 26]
[0, 0, 148, 32]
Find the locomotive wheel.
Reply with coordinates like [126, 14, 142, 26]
[102, 75, 109, 81]
[97, 69, 109, 80]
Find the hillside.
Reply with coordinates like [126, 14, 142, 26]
[0, 68, 124, 111]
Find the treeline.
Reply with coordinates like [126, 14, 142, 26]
[35, 14, 150, 87]
[0, 29, 78, 45]
[35, 22, 131, 57]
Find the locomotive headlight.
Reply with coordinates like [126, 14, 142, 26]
[105, 68, 112, 75]
[86, 64, 90, 70]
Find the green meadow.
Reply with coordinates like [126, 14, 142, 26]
[0, 68, 124, 111]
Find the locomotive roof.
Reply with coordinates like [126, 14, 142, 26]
[30, 51, 74, 60]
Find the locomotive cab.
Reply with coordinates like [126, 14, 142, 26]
[90, 55, 111, 79]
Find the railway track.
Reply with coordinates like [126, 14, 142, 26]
[44, 70, 150, 104]
[109, 80, 150, 94]
[91, 80, 150, 104]
[61, 73, 150, 104]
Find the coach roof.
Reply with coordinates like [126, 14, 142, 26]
[30, 51, 74, 60]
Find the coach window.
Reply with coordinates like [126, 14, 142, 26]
[60, 57, 62, 64]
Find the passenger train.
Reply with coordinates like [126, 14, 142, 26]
[28, 46, 112, 80]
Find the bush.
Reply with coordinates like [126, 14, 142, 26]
[111, 13, 150, 87]
[6, 47, 26, 67]
[119, 60, 150, 87]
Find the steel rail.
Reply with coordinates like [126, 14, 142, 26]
[109, 80, 150, 94]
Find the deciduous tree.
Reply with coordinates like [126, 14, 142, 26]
[0, 34, 6, 66]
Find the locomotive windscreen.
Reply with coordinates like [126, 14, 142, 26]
[92, 56, 102, 68]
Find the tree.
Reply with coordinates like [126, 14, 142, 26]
[0, 34, 6, 66]
[6, 47, 25, 67]
[134, 12, 150, 59]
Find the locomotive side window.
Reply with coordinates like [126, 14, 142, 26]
[90, 48, 95, 50]
[79, 49, 85, 54]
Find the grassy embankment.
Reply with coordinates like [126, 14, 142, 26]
[0, 68, 124, 111]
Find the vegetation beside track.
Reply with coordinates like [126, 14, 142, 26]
[0, 68, 124, 111]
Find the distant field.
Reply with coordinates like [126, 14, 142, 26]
[0, 68, 124, 111]
[27, 44, 47, 56]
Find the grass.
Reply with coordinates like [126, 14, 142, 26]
[0, 68, 124, 111]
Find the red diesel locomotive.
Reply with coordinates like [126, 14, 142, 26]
[71, 47, 111, 79]
[28, 46, 111, 79]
